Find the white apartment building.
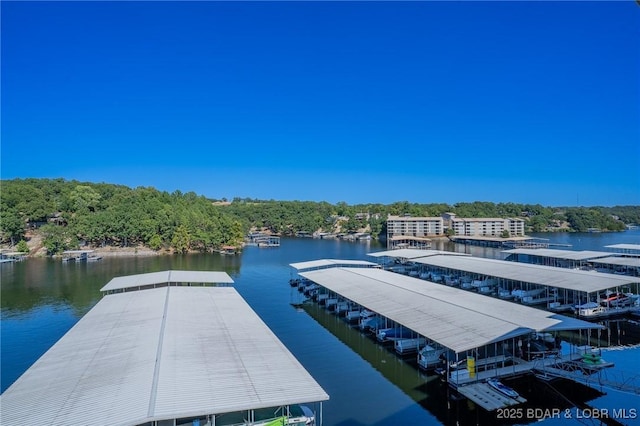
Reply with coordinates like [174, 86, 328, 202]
[451, 217, 525, 237]
[386, 215, 444, 249]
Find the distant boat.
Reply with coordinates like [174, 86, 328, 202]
[487, 378, 519, 399]
[599, 292, 633, 307]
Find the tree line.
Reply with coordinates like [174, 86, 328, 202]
[1, 178, 636, 254]
[0, 178, 244, 253]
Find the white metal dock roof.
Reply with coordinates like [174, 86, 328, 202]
[299, 268, 601, 354]
[100, 269, 234, 292]
[289, 258, 378, 271]
[0, 286, 328, 426]
[368, 249, 469, 260]
[606, 244, 640, 251]
[409, 255, 640, 293]
[589, 256, 640, 267]
[502, 248, 612, 261]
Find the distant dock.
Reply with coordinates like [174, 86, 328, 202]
[246, 232, 280, 247]
[449, 235, 571, 249]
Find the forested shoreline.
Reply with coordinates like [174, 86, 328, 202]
[1, 178, 637, 255]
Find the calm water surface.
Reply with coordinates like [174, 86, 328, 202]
[2, 231, 639, 425]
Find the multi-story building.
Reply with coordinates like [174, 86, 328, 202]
[386, 215, 444, 249]
[386, 214, 526, 249]
[450, 217, 525, 237]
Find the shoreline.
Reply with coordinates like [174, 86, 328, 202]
[91, 247, 161, 257]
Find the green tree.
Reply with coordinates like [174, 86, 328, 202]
[40, 224, 76, 254]
[171, 225, 191, 253]
[69, 185, 102, 212]
[16, 240, 30, 253]
[148, 234, 163, 251]
[0, 209, 25, 245]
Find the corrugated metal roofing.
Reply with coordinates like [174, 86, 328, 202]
[367, 249, 469, 260]
[589, 256, 640, 267]
[299, 268, 601, 354]
[289, 259, 378, 271]
[100, 270, 234, 292]
[0, 286, 328, 426]
[409, 255, 640, 293]
[502, 248, 612, 261]
[605, 244, 640, 251]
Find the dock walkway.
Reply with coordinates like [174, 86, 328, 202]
[453, 353, 609, 386]
[457, 383, 527, 411]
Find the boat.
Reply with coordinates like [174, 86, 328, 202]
[444, 275, 459, 287]
[470, 278, 497, 289]
[582, 351, 604, 366]
[459, 276, 473, 289]
[417, 345, 446, 370]
[497, 288, 514, 299]
[511, 287, 545, 300]
[345, 310, 361, 323]
[395, 337, 426, 355]
[302, 284, 319, 296]
[314, 293, 329, 304]
[430, 273, 442, 283]
[532, 332, 555, 345]
[334, 301, 350, 315]
[487, 378, 519, 399]
[359, 316, 382, 332]
[324, 298, 338, 310]
[252, 405, 316, 426]
[521, 289, 558, 305]
[376, 327, 414, 343]
[359, 309, 375, 320]
[599, 292, 632, 307]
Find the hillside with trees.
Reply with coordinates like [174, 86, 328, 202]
[0, 178, 244, 254]
[0, 178, 636, 255]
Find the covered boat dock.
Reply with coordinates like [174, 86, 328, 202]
[101, 269, 235, 294]
[290, 258, 380, 271]
[503, 248, 640, 276]
[1, 271, 329, 426]
[294, 266, 607, 411]
[606, 243, 640, 255]
[370, 251, 640, 317]
[61, 249, 100, 262]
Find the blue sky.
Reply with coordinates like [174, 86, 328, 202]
[2, 1, 638, 206]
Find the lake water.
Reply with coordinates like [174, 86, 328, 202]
[2, 230, 640, 425]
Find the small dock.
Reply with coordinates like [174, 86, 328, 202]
[0, 251, 26, 263]
[246, 232, 280, 247]
[456, 382, 527, 411]
[62, 249, 99, 262]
